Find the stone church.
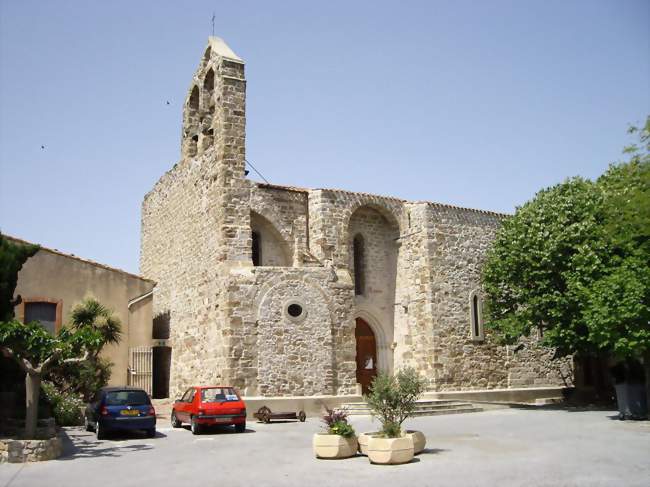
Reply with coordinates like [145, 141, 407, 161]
[140, 38, 572, 400]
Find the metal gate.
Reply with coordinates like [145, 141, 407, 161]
[128, 346, 152, 395]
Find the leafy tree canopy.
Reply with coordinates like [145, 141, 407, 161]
[483, 117, 650, 360]
[0, 233, 38, 321]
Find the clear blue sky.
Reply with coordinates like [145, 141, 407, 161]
[1, 0, 648, 274]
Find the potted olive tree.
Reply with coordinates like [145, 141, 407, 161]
[365, 367, 426, 464]
[312, 407, 358, 459]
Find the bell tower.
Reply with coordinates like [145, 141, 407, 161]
[180, 37, 250, 263]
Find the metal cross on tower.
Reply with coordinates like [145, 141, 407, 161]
[211, 12, 216, 36]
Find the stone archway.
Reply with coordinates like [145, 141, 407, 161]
[355, 317, 378, 395]
[355, 309, 392, 375]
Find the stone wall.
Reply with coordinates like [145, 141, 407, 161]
[397, 203, 573, 390]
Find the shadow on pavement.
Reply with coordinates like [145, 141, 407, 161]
[506, 403, 617, 413]
[58, 428, 163, 460]
[420, 448, 448, 455]
[179, 424, 257, 434]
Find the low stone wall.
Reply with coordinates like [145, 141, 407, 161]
[0, 432, 63, 463]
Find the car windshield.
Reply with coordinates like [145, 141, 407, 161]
[200, 387, 239, 403]
[105, 390, 150, 406]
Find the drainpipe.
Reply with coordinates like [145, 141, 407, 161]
[128, 290, 154, 309]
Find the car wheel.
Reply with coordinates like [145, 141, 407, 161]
[171, 410, 181, 428]
[84, 415, 94, 432]
[147, 428, 156, 438]
[96, 421, 106, 440]
[235, 422, 246, 433]
[190, 416, 200, 435]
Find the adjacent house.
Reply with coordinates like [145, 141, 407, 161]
[5, 236, 169, 397]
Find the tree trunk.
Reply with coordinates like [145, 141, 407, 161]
[25, 372, 41, 439]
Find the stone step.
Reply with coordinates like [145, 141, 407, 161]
[342, 404, 479, 414]
[341, 401, 473, 410]
[342, 400, 460, 407]
[409, 407, 484, 417]
[338, 400, 483, 417]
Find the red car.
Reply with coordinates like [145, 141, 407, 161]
[171, 386, 247, 435]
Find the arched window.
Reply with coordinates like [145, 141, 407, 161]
[353, 234, 365, 296]
[189, 86, 199, 110]
[251, 231, 261, 266]
[470, 290, 484, 341]
[203, 68, 215, 92]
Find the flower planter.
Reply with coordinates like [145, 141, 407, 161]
[367, 435, 414, 465]
[405, 430, 426, 454]
[357, 431, 380, 455]
[312, 433, 358, 459]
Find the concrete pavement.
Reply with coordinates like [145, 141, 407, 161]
[1, 407, 648, 487]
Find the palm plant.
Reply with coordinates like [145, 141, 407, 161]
[69, 297, 121, 357]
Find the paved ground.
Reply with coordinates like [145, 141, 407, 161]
[1, 407, 648, 487]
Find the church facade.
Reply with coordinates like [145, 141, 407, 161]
[140, 38, 572, 399]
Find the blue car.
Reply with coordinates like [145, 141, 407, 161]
[84, 386, 156, 439]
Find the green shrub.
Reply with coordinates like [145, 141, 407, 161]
[41, 381, 84, 426]
[329, 420, 355, 438]
[321, 407, 356, 437]
[366, 367, 425, 438]
[45, 357, 112, 402]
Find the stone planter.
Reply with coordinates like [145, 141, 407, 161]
[357, 431, 380, 455]
[0, 433, 63, 463]
[313, 433, 358, 459]
[367, 435, 414, 465]
[405, 430, 426, 454]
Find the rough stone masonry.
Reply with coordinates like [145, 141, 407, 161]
[140, 37, 573, 399]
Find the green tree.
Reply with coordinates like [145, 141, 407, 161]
[482, 177, 607, 353]
[482, 117, 650, 406]
[365, 367, 425, 437]
[0, 233, 38, 321]
[0, 320, 102, 438]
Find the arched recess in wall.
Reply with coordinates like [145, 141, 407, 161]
[203, 68, 215, 93]
[189, 85, 199, 110]
[347, 205, 399, 293]
[250, 211, 291, 267]
[469, 289, 484, 341]
[348, 205, 399, 376]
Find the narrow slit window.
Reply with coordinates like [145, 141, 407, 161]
[353, 234, 365, 296]
[252, 231, 261, 266]
[470, 291, 484, 341]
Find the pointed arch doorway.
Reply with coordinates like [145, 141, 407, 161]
[355, 318, 377, 395]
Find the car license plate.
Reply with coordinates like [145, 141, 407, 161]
[121, 410, 139, 416]
[214, 417, 230, 423]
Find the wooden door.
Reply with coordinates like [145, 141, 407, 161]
[355, 318, 377, 395]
